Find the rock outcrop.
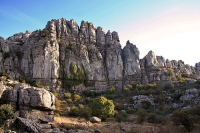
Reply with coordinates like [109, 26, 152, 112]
[132, 95, 154, 108]
[0, 18, 198, 92]
[0, 83, 55, 123]
[122, 41, 141, 87]
[14, 117, 42, 133]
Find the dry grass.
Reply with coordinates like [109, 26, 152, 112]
[51, 116, 200, 133]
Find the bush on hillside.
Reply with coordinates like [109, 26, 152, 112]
[52, 90, 58, 97]
[172, 109, 199, 132]
[146, 113, 166, 124]
[90, 96, 115, 119]
[181, 73, 189, 77]
[29, 80, 44, 88]
[137, 109, 147, 124]
[116, 112, 128, 122]
[168, 68, 175, 79]
[64, 93, 71, 99]
[73, 94, 81, 103]
[69, 105, 92, 119]
[123, 88, 131, 96]
[108, 86, 115, 94]
[0, 104, 16, 125]
[40, 29, 49, 37]
[55, 98, 61, 114]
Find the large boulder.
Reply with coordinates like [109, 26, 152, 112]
[14, 117, 42, 133]
[1, 83, 55, 110]
[90, 116, 101, 123]
[0, 83, 55, 122]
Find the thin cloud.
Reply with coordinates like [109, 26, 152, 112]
[0, 5, 43, 28]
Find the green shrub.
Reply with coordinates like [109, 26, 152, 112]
[145, 84, 157, 90]
[136, 84, 144, 90]
[79, 106, 92, 120]
[177, 75, 182, 82]
[40, 29, 49, 37]
[85, 97, 91, 104]
[29, 80, 44, 88]
[106, 94, 115, 100]
[123, 88, 131, 96]
[196, 80, 200, 85]
[55, 112, 60, 117]
[90, 96, 115, 119]
[171, 93, 182, 101]
[164, 83, 172, 90]
[73, 94, 81, 103]
[116, 112, 128, 122]
[168, 68, 175, 79]
[64, 64, 87, 89]
[52, 90, 58, 97]
[108, 86, 115, 94]
[142, 101, 152, 109]
[181, 73, 189, 77]
[0, 71, 8, 77]
[55, 98, 60, 113]
[137, 109, 147, 124]
[115, 103, 124, 111]
[69, 106, 80, 116]
[65, 107, 71, 113]
[146, 113, 166, 124]
[127, 85, 133, 90]
[82, 90, 105, 98]
[172, 110, 198, 132]
[66, 99, 73, 104]
[0, 104, 16, 125]
[64, 93, 71, 99]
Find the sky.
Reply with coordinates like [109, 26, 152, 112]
[0, 0, 200, 66]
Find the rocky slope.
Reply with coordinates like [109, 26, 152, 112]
[0, 18, 198, 92]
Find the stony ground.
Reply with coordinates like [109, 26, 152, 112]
[50, 116, 200, 133]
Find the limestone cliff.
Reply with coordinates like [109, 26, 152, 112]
[0, 18, 198, 92]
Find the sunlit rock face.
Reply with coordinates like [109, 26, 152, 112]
[122, 40, 141, 87]
[0, 18, 198, 92]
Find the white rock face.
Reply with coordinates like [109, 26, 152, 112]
[0, 18, 199, 92]
[122, 41, 141, 86]
[1, 83, 55, 110]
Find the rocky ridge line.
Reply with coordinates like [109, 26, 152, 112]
[0, 18, 198, 92]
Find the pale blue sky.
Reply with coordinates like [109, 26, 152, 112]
[1, 0, 200, 65]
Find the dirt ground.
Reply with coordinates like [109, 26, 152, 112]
[51, 116, 200, 133]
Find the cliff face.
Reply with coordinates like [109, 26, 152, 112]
[0, 18, 198, 92]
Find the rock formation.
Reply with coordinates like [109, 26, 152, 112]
[0, 83, 55, 123]
[0, 18, 198, 92]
